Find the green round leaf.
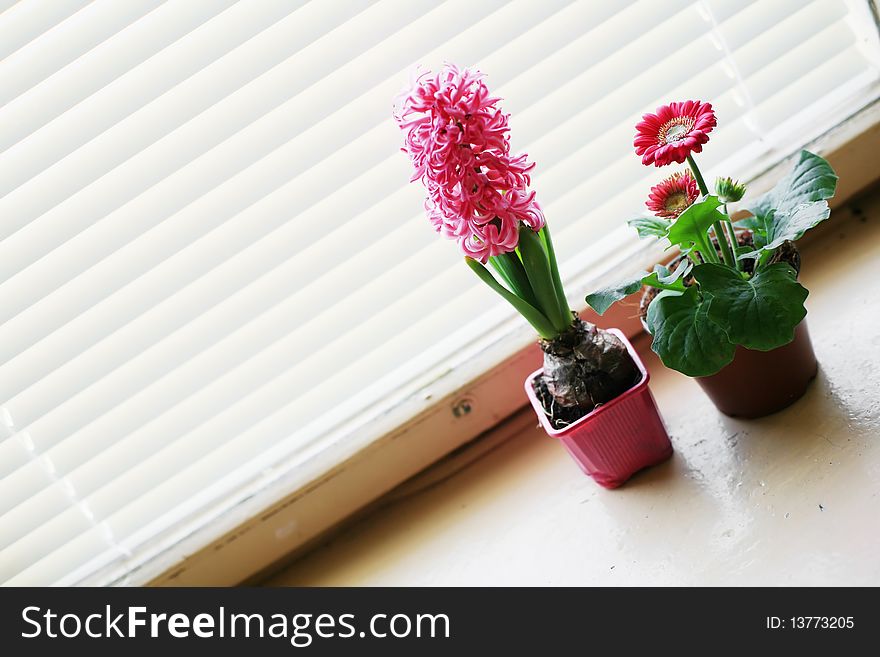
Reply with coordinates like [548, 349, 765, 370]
[585, 273, 646, 315]
[642, 260, 691, 291]
[738, 202, 830, 260]
[665, 195, 724, 256]
[628, 215, 670, 239]
[751, 150, 837, 218]
[742, 150, 838, 260]
[694, 262, 808, 351]
[646, 287, 735, 377]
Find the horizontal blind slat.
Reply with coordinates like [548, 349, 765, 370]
[0, 0, 241, 159]
[0, 0, 315, 198]
[0, 0, 91, 61]
[0, 0, 163, 106]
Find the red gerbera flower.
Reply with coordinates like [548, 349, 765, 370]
[634, 100, 716, 167]
[646, 170, 700, 218]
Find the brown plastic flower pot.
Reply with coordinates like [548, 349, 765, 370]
[696, 320, 818, 418]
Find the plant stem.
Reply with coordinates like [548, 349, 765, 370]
[721, 203, 742, 272]
[684, 248, 704, 267]
[698, 236, 720, 264]
[686, 154, 710, 196]
[713, 222, 735, 267]
[687, 154, 735, 269]
[725, 219, 740, 269]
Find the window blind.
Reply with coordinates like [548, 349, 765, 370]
[0, 0, 877, 585]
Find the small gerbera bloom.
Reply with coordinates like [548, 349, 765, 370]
[634, 100, 716, 167]
[394, 64, 544, 262]
[646, 170, 700, 218]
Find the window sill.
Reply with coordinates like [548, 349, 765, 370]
[267, 183, 880, 585]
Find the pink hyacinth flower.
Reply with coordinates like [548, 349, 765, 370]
[394, 64, 544, 262]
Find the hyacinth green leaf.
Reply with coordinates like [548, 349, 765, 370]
[585, 272, 647, 316]
[489, 251, 539, 309]
[694, 262, 808, 351]
[538, 224, 571, 325]
[466, 258, 557, 339]
[665, 196, 725, 258]
[646, 286, 735, 377]
[518, 226, 571, 333]
[628, 215, 671, 239]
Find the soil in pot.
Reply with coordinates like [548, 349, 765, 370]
[531, 319, 641, 430]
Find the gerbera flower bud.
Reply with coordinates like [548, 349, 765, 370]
[715, 176, 746, 203]
[394, 64, 544, 262]
[646, 170, 700, 218]
[634, 100, 717, 167]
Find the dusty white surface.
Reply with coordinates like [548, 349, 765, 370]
[269, 195, 880, 586]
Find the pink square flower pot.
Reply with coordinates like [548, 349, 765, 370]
[524, 329, 672, 488]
